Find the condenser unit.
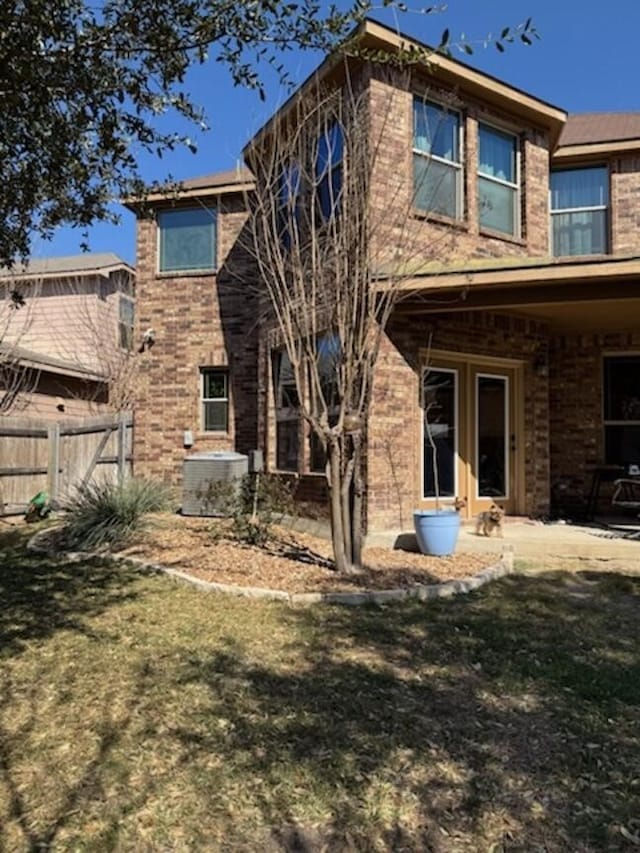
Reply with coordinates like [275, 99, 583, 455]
[182, 451, 248, 516]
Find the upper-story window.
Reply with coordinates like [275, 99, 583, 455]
[278, 163, 302, 249]
[413, 98, 463, 220]
[478, 124, 520, 237]
[316, 122, 343, 220]
[550, 167, 609, 256]
[158, 207, 217, 273]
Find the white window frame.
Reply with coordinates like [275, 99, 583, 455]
[550, 166, 609, 257]
[157, 205, 218, 275]
[200, 368, 228, 433]
[421, 366, 459, 500]
[413, 98, 464, 220]
[477, 122, 521, 238]
[475, 372, 509, 501]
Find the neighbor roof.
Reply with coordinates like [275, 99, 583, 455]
[0, 253, 134, 280]
[127, 166, 255, 207]
[560, 113, 640, 147]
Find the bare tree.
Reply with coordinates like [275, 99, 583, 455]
[246, 63, 457, 573]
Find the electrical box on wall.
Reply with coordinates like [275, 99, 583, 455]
[248, 449, 264, 473]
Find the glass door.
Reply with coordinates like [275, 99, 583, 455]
[422, 367, 458, 500]
[470, 368, 516, 515]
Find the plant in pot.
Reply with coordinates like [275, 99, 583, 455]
[413, 364, 463, 556]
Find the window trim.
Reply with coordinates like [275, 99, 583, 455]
[412, 97, 464, 221]
[157, 205, 218, 275]
[550, 165, 610, 257]
[477, 121, 521, 239]
[200, 367, 229, 433]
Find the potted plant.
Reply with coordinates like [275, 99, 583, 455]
[413, 364, 462, 556]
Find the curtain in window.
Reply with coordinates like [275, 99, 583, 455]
[413, 100, 458, 161]
[478, 126, 515, 182]
[551, 167, 607, 210]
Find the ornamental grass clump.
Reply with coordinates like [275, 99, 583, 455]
[61, 478, 171, 551]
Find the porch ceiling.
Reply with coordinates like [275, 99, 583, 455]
[388, 255, 640, 332]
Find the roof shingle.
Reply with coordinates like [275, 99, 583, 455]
[559, 113, 640, 147]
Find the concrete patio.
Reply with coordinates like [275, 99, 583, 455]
[365, 516, 640, 573]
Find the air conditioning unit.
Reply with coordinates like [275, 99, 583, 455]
[182, 451, 248, 516]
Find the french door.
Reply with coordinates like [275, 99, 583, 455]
[421, 358, 521, 517]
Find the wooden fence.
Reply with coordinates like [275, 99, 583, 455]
[0, 412, 133, 514]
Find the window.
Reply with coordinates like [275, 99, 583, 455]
[158, 207, 216, 273]
[478, 124, 519, 236]
[413, 99, 463, 219]
[551, 167, 608, 256]
[310, 333, 341, 473]
[316, 122, 343, 220]
[278, 163, 301, 249]
[272, 350, 299, 471]
[201, 369, 228, 432]
[119, 296, 134, 351]
[603, 356, 640, 465]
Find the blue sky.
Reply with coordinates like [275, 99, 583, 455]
[39, 0, 640, 265]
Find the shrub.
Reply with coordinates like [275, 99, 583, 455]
[60, 478, 171, 551]
[200, 473, 295, 546]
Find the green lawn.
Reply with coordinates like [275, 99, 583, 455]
[1, 527, 639, 851]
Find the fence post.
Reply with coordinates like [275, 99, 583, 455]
[48, 423, 60, 503]
[117, 412, 127, 486]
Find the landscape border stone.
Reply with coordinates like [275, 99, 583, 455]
[27, 528, 514, 607]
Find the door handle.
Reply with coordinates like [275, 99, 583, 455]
[510, 434, 516, 452]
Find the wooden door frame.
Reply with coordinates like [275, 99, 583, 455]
[418, 348, 526, 518]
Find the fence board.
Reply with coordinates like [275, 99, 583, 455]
[0, 412, 133, 513]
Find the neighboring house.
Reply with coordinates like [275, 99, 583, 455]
[0, 253, 135, 418]
[129, 19, 640, 532]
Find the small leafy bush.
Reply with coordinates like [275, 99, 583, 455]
[61, 477, 171, 550]
[200, 473, 295, 546]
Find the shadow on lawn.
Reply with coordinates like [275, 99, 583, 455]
[0, 527, 142, 655]
[177, 571, 640, 851]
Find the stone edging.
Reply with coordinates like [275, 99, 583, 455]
[27, 528, 514, 607]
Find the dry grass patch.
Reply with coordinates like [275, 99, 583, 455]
[1, 527, 639, 851]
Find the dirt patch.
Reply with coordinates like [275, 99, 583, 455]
[117, 514, 499, 594]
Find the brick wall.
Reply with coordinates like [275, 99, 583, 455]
[611, 154, 640, 254]
[549, 331, 640, 496]
[367, 70, 551, 273]
[133, 194, 259, 486]
[366, 310, 550, 531]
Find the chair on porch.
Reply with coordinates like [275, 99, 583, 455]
[611, 467, 640, 516]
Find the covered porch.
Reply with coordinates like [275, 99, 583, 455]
[367, 254, 640, 531]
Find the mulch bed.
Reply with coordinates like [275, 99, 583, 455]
[118, 514, 499, 594]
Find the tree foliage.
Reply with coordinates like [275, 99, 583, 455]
[0, 0, 380, 266]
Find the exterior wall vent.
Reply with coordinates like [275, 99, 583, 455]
[182, 451, 248, 516]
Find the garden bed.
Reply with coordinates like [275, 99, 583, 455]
[116, 513, 500, 594]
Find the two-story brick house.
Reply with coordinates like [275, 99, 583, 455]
[130, 19, 640, 531]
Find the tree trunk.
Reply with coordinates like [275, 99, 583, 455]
[351, 432, 364, 569]
[327, 440, 363, 574]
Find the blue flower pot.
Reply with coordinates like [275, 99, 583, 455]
[413, 510, 461, 556]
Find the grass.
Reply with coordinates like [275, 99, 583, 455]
[0, 527, 639, 851]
